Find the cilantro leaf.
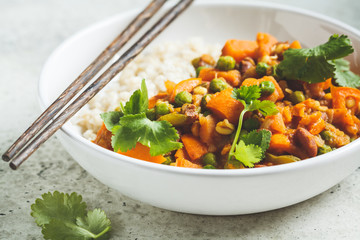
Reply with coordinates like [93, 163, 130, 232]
[31, 191, 87, 226]
[241, 129, 271, 157]
[228, 85, 278, 166]
[247, 100, 279, 116]
[232, 85, 261, 104]
[111, 113, 183, 156]
[100, 79, 182, 156]
[277, 34, 354, 83]
[333, 58, 360, 88]
[76, 209, 111, 239]
[31, 191, 111, 240]
[233, 140, 263, 168]
[123, 79, 148, 115]
[100, 111, 123, 131]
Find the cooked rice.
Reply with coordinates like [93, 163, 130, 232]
[71, 38, 221, 140]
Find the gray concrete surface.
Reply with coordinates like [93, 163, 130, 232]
[1, 0, 360, 239]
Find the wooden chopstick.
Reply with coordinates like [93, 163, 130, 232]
[2, 0, 166, 163]
[7, 0, 194, 170]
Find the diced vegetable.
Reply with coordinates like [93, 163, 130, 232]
[169, 78, 202, 102]
[93, 123, 113, 150]
[199, 114, 217, 145]
[117, 142, 167, 164]
[332, 86, 360, 115]
[206, 88, 244, 124]
[221, 39, 258, 62]
[198, 68, 241, 87]
[181, 134, 208, 161]
[256, 32, 278, 59]
[175, 158, 202, 168]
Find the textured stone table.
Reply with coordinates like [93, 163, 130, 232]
[1, 0, 360, 239]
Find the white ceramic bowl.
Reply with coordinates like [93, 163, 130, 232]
[39, 1, 360, 215]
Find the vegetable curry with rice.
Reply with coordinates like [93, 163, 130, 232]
[93, 32, 360, 169]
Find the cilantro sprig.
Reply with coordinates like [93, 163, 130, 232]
[100, 79, 182, 156]
[31, 191, 111, 240]
[228, 85, 278, 167]
[277, 34, 360, 87]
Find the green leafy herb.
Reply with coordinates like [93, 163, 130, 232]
[333, 58, 360, 88]
[233, 141, 263, 168]
[101, 79, 182, 156]
[100, 111, 123, 131]
[228, 85, 278, 167]
[277, 34, 354, 83]
[31, 191, 111, 240]
[122, 79, 148, 114]
[241, 129, 272, 157]
[111, 113, 182, 156]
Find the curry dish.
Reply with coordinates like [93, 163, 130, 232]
[93, 33, 360, 169]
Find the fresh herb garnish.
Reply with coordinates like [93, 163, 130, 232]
[277, 34, 355, 84]
[333, 58, 360, 87]
[241, 129, 272, 158]
[31, 191, 111, 240]
[101, 79, 182, 156]
[228, 85, 278, 167]
[233, 140, 263, 168]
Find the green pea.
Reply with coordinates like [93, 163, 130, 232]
[155, 102, 170, 116]
[162, 156, 173, 165]
[202, 153, 217, 166]
[146, 108, 156, 120]
[290, 91, 306, 104]
[317, 144, 332, 155]
[259, 81, 275, 96]
[210, 78, 228, 93]
[201, 94, 212, 109]
[191, 57, 201, 68]
[320, 130, 333, 141]
[175, 91, 192, 106]
[243, 118, 260, 131]
[216, 56, 236, 71]
[256, 62, 269, 77]
[203, 165, 216, 169]
[196, 66, 207, 77]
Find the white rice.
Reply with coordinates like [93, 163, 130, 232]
[71, 38, 221, 140]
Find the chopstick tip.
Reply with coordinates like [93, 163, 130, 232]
[9, 161, 18, 170]
[2, 153, 10, 162]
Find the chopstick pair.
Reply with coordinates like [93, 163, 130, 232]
[2, 0, 194, 170]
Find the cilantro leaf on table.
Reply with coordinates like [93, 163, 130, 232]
[227, 85, 278, 167]
[31, 191, 87, 226]
[101, 79, 182, 156]
[31, 191, 111, 240]
[233, 141, 263, 168]
[277, 34, 354, 83]
[333, 58, 360, 88]
[111, 113, 182, 156]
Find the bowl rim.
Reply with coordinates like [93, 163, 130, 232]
[39, 0, 360, 177]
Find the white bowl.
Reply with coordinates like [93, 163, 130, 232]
[39, 0, 360, 215]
